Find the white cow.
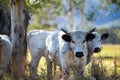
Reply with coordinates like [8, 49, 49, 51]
[27, 30, 51, 79]
[0, 35, 12, 79]
[86, 32, 109, 65]
[27, 29, 109, 80]
[45, 29, 95, 80]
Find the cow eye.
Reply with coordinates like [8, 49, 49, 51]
[82, 40, 85, 43]
[72, 40, 75, 44]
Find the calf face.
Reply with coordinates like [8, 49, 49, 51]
[62, 31, 95, 58]
[88, 32, 109, 53]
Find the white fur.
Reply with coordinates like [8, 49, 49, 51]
[27, 29, 107, 79]
[27, 30, 51, 79]
[46, 30, 88, 79]
[0, 35, 12, 78]
[87, 32, 104, 64]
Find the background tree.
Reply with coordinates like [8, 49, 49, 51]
[0, 0, 10, 36]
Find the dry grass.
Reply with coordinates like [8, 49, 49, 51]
[4, 44, 120, 80]
[28, 44, 120, 80]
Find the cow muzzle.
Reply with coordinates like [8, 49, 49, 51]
[94, 47, 101, 53]
[75, 52, 84, 58]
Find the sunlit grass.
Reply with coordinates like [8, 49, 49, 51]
[94, 44, 120, 58]
[26, 44, 120, 79]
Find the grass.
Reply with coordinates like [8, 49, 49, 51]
[94, 44, 120, 58]
[29, 44, 120, 80]
[4, 44, 120, 80]
[85, 44, 120, 80]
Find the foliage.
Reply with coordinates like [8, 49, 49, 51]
[0, 0, 10, 36]
[25, 0, 61, 14]
[26, 0, 63, 31]
[100, 0, 120, 7]
[0, 0, 10, 10]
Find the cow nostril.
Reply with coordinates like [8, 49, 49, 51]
[75, 52, 84, 58]
[94, 48, 101, 53]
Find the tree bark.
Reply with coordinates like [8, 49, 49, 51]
[10, 0, 29, 79]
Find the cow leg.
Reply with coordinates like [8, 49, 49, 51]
[29, 58, 38, 80]
[53, 62, 57, 77]
[73, 60, 86, 80]
[45, 51, 53, 80]
[29, 51, 42, 80]
[0, 63, 8, 80]
[73, 69, 84, 80]
[0, 46, 12, 80]
[59, 52, 70, 80]
[60, 68, 69, 80]
[60, 59, 69, 80]
[46, 57, 52, 80]
[0, 70, 4, 80]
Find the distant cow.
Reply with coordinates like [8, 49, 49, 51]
[86, 32, 109, 65]
[45, 29, 95, 80]
[27, 30, 51, 79]
[0, 35, 12, 79]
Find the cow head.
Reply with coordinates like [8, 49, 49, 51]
[87, 32, 109, 53]
[61, 28, 95, 58]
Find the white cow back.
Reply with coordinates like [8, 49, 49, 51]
[27, 30, 51, 56]
[0, 35, 12, 77]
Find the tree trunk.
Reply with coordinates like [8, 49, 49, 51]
[10, 0, 29, 79]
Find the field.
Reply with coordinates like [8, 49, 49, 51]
[4, 44, 120, 80]
[26, 44, 120, 80]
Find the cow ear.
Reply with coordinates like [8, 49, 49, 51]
[101, 33, 109, 40]
[62, 34, 71, 42]
[86, 33, 95, 41]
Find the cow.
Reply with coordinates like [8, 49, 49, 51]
[86, 32, 109, 65]
[27, 30, 51, 79]
[45, 28, 96, 80]
[0, 35, 12, 79]
[27, 29, 109, 80]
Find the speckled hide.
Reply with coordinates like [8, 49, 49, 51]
[46, 29, 95, 79]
